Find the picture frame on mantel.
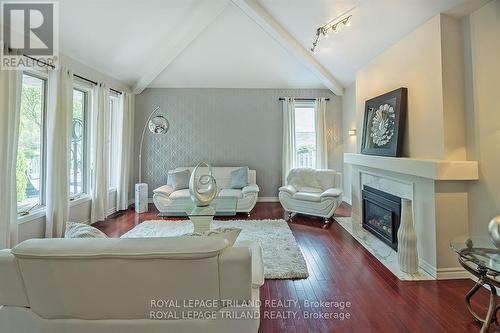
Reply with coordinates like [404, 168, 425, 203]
[361, 87, 407, 157]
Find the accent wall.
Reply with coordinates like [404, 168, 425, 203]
[134, 88, 343, 198]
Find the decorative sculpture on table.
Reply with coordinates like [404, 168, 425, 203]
[488, 216, 500, 249]
[189, 162, 218, 207]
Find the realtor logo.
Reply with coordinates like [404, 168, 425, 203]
[1, 1, 59, 69]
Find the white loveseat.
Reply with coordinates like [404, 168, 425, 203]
[279, 168, 343, 224]
[153, 167, 259, 216]
[0, 237, 264, 333]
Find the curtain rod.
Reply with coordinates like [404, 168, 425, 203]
[22, 54, 123, 95]
[278, 97, 330, 101]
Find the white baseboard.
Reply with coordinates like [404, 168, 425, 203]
[436, 267, 471, 280]
[257, 197, 279, 202]
[418, 258, 437, 279]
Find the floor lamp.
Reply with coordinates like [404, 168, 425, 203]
[135, 106, 169, 213]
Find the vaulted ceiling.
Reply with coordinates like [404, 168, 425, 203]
[55, 0, 487, 94]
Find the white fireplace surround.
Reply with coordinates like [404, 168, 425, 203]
[344, 153, 478, 180]
[344, 153, 479, 280]
[361, 172, 412, 200]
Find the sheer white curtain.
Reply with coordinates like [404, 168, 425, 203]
[90, 83, 110, 223]
[0, 62, 22, 248]
[46, 67, 74, 238]
[116, 92, 134, 211]
[282, 97, 296, 185]
[315, 97, 328, 169]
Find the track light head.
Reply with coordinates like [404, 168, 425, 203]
[343, 16, 352, 27]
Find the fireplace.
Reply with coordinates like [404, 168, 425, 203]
[362, 186, 401, 251]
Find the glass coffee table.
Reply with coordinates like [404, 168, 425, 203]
[450, 237, 500, 333]
[186, 198, 237, 233]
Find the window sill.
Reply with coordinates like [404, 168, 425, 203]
[69, 195, 91, 208]
[18, 191, 115, 224]
[18, 207, 46, 225]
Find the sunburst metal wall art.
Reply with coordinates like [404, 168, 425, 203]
[369, 104, 395, 146]
[361, 88, 407, 157]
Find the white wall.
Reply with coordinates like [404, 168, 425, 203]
[354, 14, 467, 161]
[59, 54, 131, 93]
[343, 14, 469, 202]
[341, 84, 356, 204]
[464, 0, 500, 237]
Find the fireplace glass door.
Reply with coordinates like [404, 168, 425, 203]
[362, 186, 401, 251]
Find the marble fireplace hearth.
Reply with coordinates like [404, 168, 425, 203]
[344, 153, 479, 280]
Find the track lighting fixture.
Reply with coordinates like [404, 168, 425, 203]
[311, 15, 352, 53]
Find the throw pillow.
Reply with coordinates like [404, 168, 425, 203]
[230, 167, 249, 189]
[65, 222, 108, 238]
[167, 169, 191, 190]
[184, 227, 242, 247]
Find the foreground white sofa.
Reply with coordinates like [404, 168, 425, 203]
[153, 167, 259, 216]
[279, 168, 343, 224]
[0, 237, 264, 333]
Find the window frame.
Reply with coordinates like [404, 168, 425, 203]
[17, 70, 48, 214]
[293, 100, 317, 169]
[70, 83, 91, 200]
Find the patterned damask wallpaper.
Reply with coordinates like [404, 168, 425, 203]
[134, 88, 342, 197]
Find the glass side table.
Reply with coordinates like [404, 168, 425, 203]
[186, 199, 237, 233]
[451, 237, 500, 333]
[187, 206, 216, 233]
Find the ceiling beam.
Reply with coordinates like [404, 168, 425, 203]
[232, 0, 344, 95]
[132, 1, 229, 94]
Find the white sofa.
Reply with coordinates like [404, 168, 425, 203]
[153, 167, 259, 216]
[0, 237, 264, 333]
[279, 168, 343, 224]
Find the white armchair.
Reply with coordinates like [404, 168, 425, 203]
[279, 168, 343, 224]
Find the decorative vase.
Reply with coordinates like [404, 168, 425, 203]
[488, 216, 500, 249]
[189, 162, 218, 207]
[397, 198, 419, 274]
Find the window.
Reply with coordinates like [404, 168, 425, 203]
[294, 101, 317, 168]
[70, 88, 88, 198]
[17, 73, 46, 212]
[108, 95, 120, 189]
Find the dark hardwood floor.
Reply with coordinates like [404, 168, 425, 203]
[94, 202, 493, 333]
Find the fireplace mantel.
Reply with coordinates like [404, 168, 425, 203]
[344, 153, 478, 180]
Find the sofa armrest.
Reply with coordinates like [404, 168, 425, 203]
[153, 185, 174, 197]
[0, 250, 29, 307]
[219, 247, 253, 301]
[235, 241, 264, 288]
[278, 184, 297, 195]
[320, 188, 343, 199]
[242, 184, 259, 195]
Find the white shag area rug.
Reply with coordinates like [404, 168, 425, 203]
[121, 219, 309, 280]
